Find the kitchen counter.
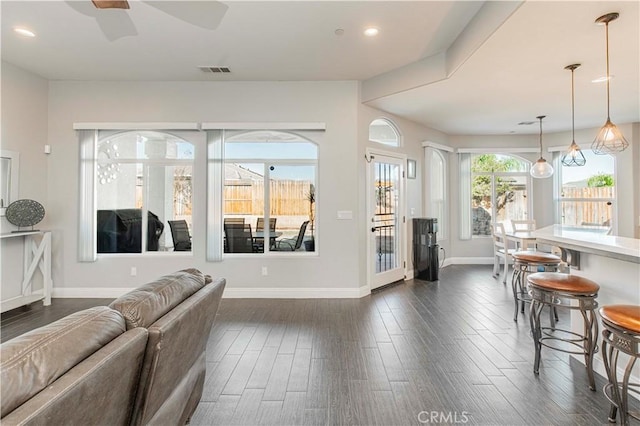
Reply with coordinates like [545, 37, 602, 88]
[533, 225, 639, 384]
[534, 224, 640, 264]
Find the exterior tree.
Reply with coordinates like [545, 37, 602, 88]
[587, 173, 614, 188]
[471, 154, 521, 214]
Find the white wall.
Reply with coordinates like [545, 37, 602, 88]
[3, 63, 637, 298]
[1, 62, 49, 299]
[45, 80, 363, 295]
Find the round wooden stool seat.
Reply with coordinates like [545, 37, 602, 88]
[512, 251, 561, 264]
[600, 305, 640, 334]
[527, 272, 600, 295]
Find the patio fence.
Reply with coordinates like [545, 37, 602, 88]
[560, 186, 613, 225]
[224, 180, 313, 215]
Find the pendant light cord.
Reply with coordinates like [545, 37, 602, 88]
[571, 68, 575, 140]
[538, 117, 543, 158]
[605, 21, 611, 120]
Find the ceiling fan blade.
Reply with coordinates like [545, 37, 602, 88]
[95, 11, 138, 41]
[92, 1, 130, 9]
[66, 1, 137, 41]
[143, 1, 228, 30]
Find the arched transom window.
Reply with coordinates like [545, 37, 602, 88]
[369, 118, 400, 147]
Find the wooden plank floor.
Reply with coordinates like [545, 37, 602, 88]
[194, 265, 638, 425]
[2, 265, 637, 424]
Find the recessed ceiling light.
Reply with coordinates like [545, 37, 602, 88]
[334, 28, 344, 36]
[14, 27, 36, 37]
[364, 27, 379, 37]
[592, 75, 614, 83]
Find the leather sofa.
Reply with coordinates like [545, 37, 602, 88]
[0, 269, 225, 425]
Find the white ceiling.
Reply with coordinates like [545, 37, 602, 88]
[2, 1, 638, 136]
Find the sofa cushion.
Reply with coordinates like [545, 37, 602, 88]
[0, 306, 125, 417]
[109, 268, 207, 329]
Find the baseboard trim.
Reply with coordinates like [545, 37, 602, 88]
[223, 285, 371, 299]
[52, 288, 134, 298]
[446, 257, 494, 265]
[51, 285, 372, 299]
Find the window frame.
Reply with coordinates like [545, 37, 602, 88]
[369, 118, 402, 148]
[553, 149, 617, 233]
[216, 129, 320, 258]
[78, 128, 200, 261]
[425, 148, 447, 240]
[470, 153, 532, 238]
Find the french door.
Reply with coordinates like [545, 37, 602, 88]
[367, 152, 405, 290]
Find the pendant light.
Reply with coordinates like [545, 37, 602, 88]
[530, 115, 554, 179]
[561, 64, 586, 167]
[591, 12, 629, 155]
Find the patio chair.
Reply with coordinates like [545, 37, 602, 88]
[224, 217, 245, 226]
[255, 217, 277, 250]
[168, 220, 192, 251]
[256, 217, 277, 232]
[224, 223, 258, 253]
[275, 221, 309, 251]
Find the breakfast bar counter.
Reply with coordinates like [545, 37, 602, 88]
[534, 224, 640, 264]
[533, 225, 640, 381]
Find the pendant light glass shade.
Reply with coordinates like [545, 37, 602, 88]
[530, 116, 553, 179]
[591, 12, 629, 155]
[561, 64, 586, 167]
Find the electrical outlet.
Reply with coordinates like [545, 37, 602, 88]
[261, 266, 268, 276]
[130, 267, 137, 277]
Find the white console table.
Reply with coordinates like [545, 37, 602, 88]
[1, 231, 52, 312]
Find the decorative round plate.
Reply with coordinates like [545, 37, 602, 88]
[5, 199, 45, 228]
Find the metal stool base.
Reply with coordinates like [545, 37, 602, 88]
[602, 320, 640, 425]
[512, 259, 559, 323]
[530, 286, 598, 390]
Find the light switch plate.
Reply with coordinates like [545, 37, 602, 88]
[337, 210, 353, 220]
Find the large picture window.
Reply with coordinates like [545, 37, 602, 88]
[223, 131, 318, 254]
[471, 154, 531, 236]
[557, 149, 615, 230]
[95, 131, 194, 254]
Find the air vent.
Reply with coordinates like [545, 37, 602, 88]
[199, 66, 231, 73]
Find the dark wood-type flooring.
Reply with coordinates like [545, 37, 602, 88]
[2, 265, 638, 425]
[1, 298, 113, 343]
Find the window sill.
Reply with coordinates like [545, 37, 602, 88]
[97, 252, 193, 258]
[224, 252, 319, 258]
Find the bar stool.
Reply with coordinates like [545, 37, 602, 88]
[511, 251, 561, 322]
[600, 305, 640, 425]
[527, 272, 599, 390]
